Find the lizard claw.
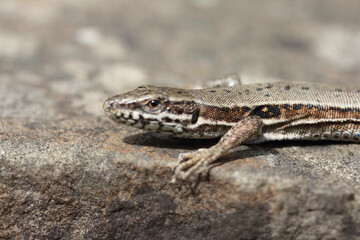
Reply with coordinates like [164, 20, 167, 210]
[173, 148, 215, 181]
[178, 148, 206, 163]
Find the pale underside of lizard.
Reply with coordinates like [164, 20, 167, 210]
[103, 75, 360, 182]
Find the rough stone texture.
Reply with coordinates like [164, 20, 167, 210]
[1, 0, 360, 239]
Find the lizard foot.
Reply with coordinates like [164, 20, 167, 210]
[172, 148, 220, 182]
[170, 116, 263, 183]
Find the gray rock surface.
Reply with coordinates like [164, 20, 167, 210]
[1, 0, 360, 239]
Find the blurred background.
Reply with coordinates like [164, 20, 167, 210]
[1, 0, 360, 117]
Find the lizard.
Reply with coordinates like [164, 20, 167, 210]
[103, 75, 360, 182]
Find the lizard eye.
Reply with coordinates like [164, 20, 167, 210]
[148, 100, 161, 109]
[143, 99, 162, 112]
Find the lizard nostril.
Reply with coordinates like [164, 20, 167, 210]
[103, 100, 115, 111]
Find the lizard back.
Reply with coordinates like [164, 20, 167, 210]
[188, 82, 360, 141]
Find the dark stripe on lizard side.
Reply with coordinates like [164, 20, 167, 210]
[199, 103, 360, 123]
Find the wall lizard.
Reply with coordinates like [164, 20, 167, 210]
[103, 75, 360, 182]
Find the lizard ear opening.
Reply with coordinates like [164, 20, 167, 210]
[191, 109, 200, 124]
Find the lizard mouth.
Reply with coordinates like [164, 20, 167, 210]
[103, 99, 144, 127]
[103, 99, 185, 135]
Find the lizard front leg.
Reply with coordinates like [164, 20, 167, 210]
[173, 115, 263, 182]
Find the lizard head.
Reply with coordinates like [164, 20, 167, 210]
[103, 85, 200, 136]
